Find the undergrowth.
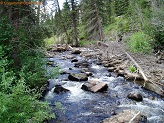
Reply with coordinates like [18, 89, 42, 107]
[126, 31, 152, 54]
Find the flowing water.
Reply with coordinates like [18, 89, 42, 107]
[44, 50, 164, 123]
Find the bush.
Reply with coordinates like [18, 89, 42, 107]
[0, 72, 55, 123]
[0, 48, 55, 122]
[127, 31, 152, 54]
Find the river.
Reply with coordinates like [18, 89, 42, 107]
[44, 49, 164, 123]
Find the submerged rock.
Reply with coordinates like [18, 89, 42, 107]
[101, 110, 141, 123]
[81, 79, 108, 93]
[54, 85, 70, 94]
[127, 91, 143, 102]
[68, 73, 88, 81]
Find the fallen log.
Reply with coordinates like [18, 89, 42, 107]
[117, 43, 164, 96]
[99, 41, 164, 96]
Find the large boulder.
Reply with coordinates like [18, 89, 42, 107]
[127, 91, 143, 102]
[71, 48, 81, 54]
[101, 110, 141, 123]
[81, 79, 108, 93]
[68, 73, 88, 81]
[54, 85, 70, 94]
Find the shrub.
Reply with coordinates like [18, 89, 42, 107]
[127, 31, 152, 54]
[128, 66, 136, 73]
[0, 48, 55, 123]
[79, 40, 95, 47]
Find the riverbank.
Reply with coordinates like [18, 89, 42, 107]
[86, 41, 164, 96]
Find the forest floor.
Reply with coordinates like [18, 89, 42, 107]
[88, 41, 164, 96]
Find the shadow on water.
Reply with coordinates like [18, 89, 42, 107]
[44, 51, 164, 123]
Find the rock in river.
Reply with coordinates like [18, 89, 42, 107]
[127, 91, 143, 102]
[54, 85, 70, 94]
[74, 60, 89, 68]
[68, 73, 88, 81]
[81, 79, 108, 93]
[71, 48, 81, 54]
[101, 110, 141, 123]
[71, 58, 78, 63]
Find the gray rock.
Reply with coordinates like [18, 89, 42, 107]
[54, 85, 70, 94]
[107, 67, 115, 72]
[71, 58, 78, 62]
[68, 73, 88, 81]
[85, 72, 93, 76]
[74, 61, 89, 68]
[66, 55, 74, 59]
[81, 68, 89, 73]
[81, 79, 108, 93]
[127, 91, 143, 102]
[101, 110, 141, 123]
[71, 49, 81, 54]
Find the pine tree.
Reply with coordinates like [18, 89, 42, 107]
[81, 0, 104, 41]
[114, 0, 129, 16]
[70, 0, 79, 46]
[54, 0, 70, 43]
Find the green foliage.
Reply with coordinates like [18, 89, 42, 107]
[44, 36, 55, 47]
[114, 0, 129, 16]
[79, 40, 95, 47]
[81, 0, 104, 40]
[0, 7, 59, 122]
[104, 16, 129, 41]
[0, 48, 55, 123]
[128, 66, 136, 73]
[127, 32, 152, 54]
[149, 0, 164, 49]
[0, 75, 55, 123]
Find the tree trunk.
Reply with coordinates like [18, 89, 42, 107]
[56, 0, 70, 44]
[93, 0, 104, 41]
[71, 0, 79, 47]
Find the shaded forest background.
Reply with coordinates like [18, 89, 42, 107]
[0, 0, 163, 122]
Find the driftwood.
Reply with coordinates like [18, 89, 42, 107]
[129, 111, 141, 123]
